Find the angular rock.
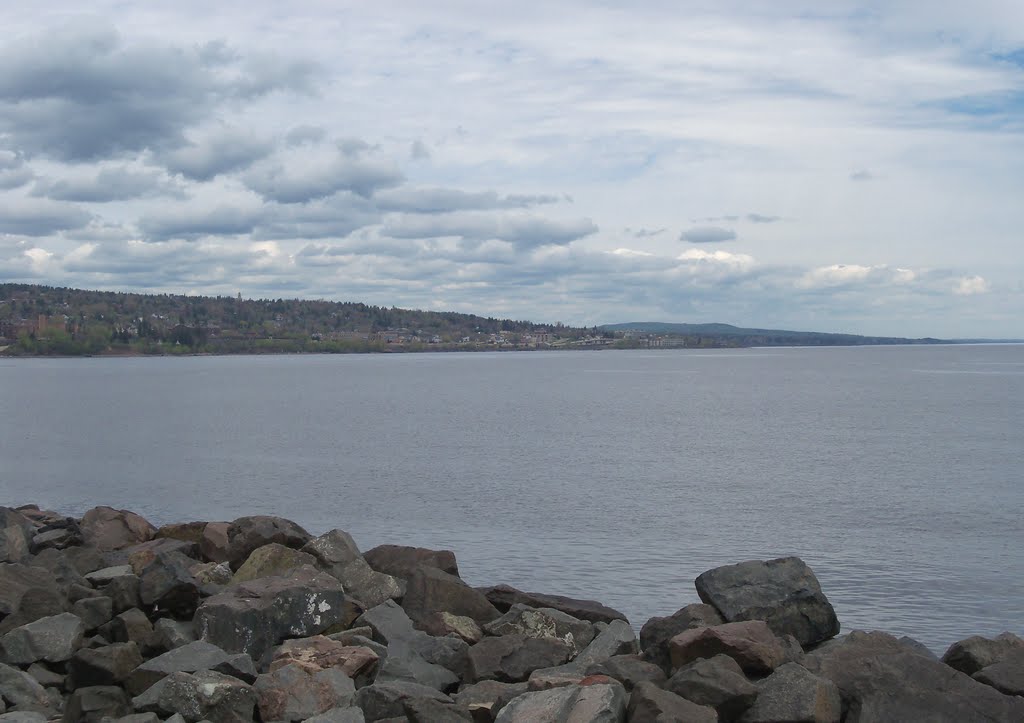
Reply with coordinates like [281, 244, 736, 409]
[120, 538, 199, 573]
[0, 508, 33, 564]
[254, 662, 357, 721]
[125, 640, 239, 695]
[420, 612, 484, 644]
[154, 521, 208, 545]
[695, 557, 839, 648]
[62, 685, 131, 722]
[586, 655, 667, 690]
[102, 608, 153, 647]
[107, 715, 161, 723]
[0, 662, 52, 710]
[494, 681, 627, 722]
[480, 584, 628, 625]
[0, 564, 64, 635]
[403, 696, 475, 722]
[80, 507, 155, 552]
[271, 635, 380, 679]
[468, 634, 573, 683]
[67, 641, 143, 688]
[403, 566, 501, 626]
[803, 630, 1024, 722]
[364, 544, 460, 580]
[666, 654, 757, 719]
[576, 620, 639, 667]
[941, 632, 1024, 675]
[152, 618, 196, 651]
[304, 531, 405, 610]
[484, 604, 596, 656]
[194, 564, 349, 663]
[627, 680, 718, 723]
[670, 621, 787, 675]
[355, 599, 467, 676]
[26, 662, 64, 688]
[354, 681, 453, 722]
[303, 707, 367, 723]
[0, 612, 84, 664]
[972, 649, 1024, 696]
[71, 596, 113, 632]
[138, 551, 201, 618]
[199, 521, 231, 564]
[224, 515, 311, 570]
[739, 662, 840, 723]
[640, 603, 725, 672]
[97, 573, 142, 615]
[153, 669, 256, 722]
[230, 542, 317, 585]
[454, 680, 529, 718]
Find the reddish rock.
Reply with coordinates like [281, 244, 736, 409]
[80, 507, 156, 552]
[669, 620, 787, 674]
[270, 635, 379, 678]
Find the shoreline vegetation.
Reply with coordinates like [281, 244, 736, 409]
[0, 283, 959, 358]
[1, 504, 1022, 721]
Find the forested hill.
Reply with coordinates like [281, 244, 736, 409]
[600, 321, 945, 346]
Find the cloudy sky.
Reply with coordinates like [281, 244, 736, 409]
[2, 1, 1023, 337]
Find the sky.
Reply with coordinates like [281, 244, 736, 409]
[2, 1, 1023, 338]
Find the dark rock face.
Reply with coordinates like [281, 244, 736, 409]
[253, 662, 356, 722]
[194, 564, 348, 664]
[0, 507, 34, 563]
[354, 681, 454, 721]
[627, 680, 718, 723]
[741, 662, 841, 723]
[363, 544, 460, 579]
[125, 640, 240, 695]
[640, 603, 725, 672]
[150, 669, 256, 722]
[483, 604, 596, 656]
[402, 566, 501, 626]
[230, 542, 318, 585]
[695, 557, 840, 648]
[804, 630, 1024, 722]
[0, 661, 54, 710]
[67, 642, 144, 689]
[224, 516, 312, 570]
[62, 684, 132, 722]
[585, 654, 666, 690]
[669, 620, 788, 675]
[493, 681, 628, 722]
[80, 507, 156, 552]
[479, 584, 628, 625]
[467, 634, 573, 683]
[138, 550, 201, 618]
[0, 612, 85, 664]
[941, 632, 1024, 675]
[972, 649, 1024, 696]
[666, 653, 758, 719]
[0, 564, 65, 634]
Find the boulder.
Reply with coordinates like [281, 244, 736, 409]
[254, 662, 356, 722]
[270, 635, 380, 679]
[30, 527, 81, 553]
[364, 544, 460, 580]
[941, 632, 1024, 675]
[0, 564, 64, 634]
[199, 522, 231, 564]
[304, 530, 403, 609]
[26, 662, 64, 688]
[494, 681, 627, 722]
[152, 618, 196, 651]
[224, 515, 312, 570]
[526, 619, 639, 690]
[454, 680, 529, 718]
[27, 548, 89, 598]
[354, 681, 454, 721]
[71, 596, 114, 632]
[230, 542, 318, 585]
[61, 685, 132, 722]
[150, 669, 256, 722]
[0, 507, 34, 563]
[96, 573, 142, 615]
[480, 584, 628, 625]
[138, 551, 201, 617]
[66, 642, 144, 688]
[125, 640, 241, 695]
[0, 612, 84, 664]
[972, 649, 1024, 696]
[80, 507, 155, 552]
[194, 564, 349, 664]
[670, 621, 788, 675]
[626, 681, 718, 723]
[468, 634, 573, 683]
[694, 557, 839, 648]
[665, 654, 757, 719]
[803, 630, 1024, 722]
[402, 696, 475, 721]
[403, 566, 501, 625]
[304, 708, 367, 723]
[154, 521, 208, 545]
[419, 612, 483, 644]
[739, 662, 840, 723]
[101, 608, 153, 647]
[483, 604, 596, 656]
[640, 603, 725, 672]
[0, 662, 53, 710]
[586, 655, 666, 690]
[120, 538, 199, 572]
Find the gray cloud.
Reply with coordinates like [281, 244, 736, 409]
[0, 25, 317, 162]
[0, 199, 93, 236]
[139, 205, 264, 241]
[382, 212, 597, 249]
[158, 131, 274, 181]
[253, 197, 381, 240]
[244, 153, 403, 202]
[32, 167, 184, 202]
[285, 125, 327, 147]
[850, 170, 874, 181]
[410, 140, 431, 160]
[746, 213, 781, 223]
[374, 187, 560, 214]
[627, 227, 666, 238]
[680, 226, 737, 244]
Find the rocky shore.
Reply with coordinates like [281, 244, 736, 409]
[1, 505, 1021, 722]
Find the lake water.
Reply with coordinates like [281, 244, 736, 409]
[2, 345, 1022, 653]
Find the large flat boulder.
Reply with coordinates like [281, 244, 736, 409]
[480, 584, 628, 625]
[0, 612, 84, 664]
[80, 507, 155, 552]
[194, 564, 349, 664]
[695, 557, 839, 648]
[669, 621, 787, 675]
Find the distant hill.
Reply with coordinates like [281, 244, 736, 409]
[600, 321, 945, 346]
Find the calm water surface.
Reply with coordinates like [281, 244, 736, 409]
[2, 345, 1022, 652]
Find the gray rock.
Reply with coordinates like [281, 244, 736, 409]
[402, 566, 501, 626]
[154, 520, 209, 545]
[419, 612, 484, 644]
[114, 537, 199, 571]
[586, 655, 666, 690]
[0, 612, 84, 664]
[194, 564, 349, 664]
[85, 565, 134, 585]
[138, 550, 201, 617]
[304, 707, 367, 723]
[494, 682, 627, 722]
[354, 681, 453, 722]
[304, 530, 403, 609]
[468, 634, 573, 683]
[576, 620, 639, 667]
[484, 604, 596, 656]
[30, 527, 79, 553]
[403, 697, 475, 721]
[67, 641, 143, 688]
[154, 670, 256, 722]
[740, 662, 840, 723]
[224, 515, 312, 570]
[454, 680, 529, 717]
[480, 584, 628, 625]
[199, 522, 231, 564]
[101, 607, 153, 647]
[666, 654, 757, 719]
[803, 630, 1024, 722]
[0, 713, 48, 723]
[270, 635, 380, 680]
[98, 573, 142, 615]
[363, 544, 460, 580]
[0, 662, 52, 710]
[106, 714, 161, 723]
[695, 557, 840, 648]
[0, 508, 34, 563]
[669, 620, 787, 675]
[125, 640, 238, 695]
[230, 542, 318, 585]
[626, 680, 718, 723]
[972, 649, 1024, 696]
[153, 618, 197, 650]
[0, 564, 64, 635]
[640, 604, 725, 672]
[72, 595, 113, 632]
[254, 662, 356, 721]
[941, 632, 1024, 675]
[27, 547, 88, 597]
[26, 662, 64, 688]
[61, 685, 131, 722]
[80, 506, 155, 552]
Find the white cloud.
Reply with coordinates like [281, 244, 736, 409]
[954, 275, 990, 296]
